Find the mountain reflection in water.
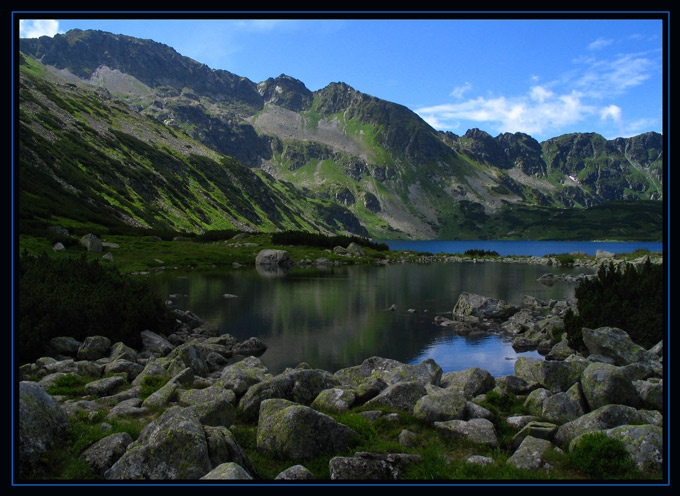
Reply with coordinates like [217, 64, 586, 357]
[148, 261, 593, 377]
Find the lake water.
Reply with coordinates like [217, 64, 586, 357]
[381, 239, 663, 257]
[147, 244, 615, 377]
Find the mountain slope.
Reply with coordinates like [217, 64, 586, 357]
[17, 53, 368, 237]
[19, 29, 664, 241]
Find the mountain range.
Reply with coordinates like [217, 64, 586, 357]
[17, 29, 664, 241]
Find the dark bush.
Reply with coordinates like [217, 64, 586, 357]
[18, 253, 174, 363]
[565, 259, 664, 350]
[567, 432, 634, 479]
[463, 249, 499, 257]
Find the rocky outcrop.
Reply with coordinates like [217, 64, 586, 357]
[17, 305, 664, 481]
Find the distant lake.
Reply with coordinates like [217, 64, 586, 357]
[380, 240, 663, 257]
[148, 255, 601, 378]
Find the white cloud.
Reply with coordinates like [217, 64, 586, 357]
[588, 37, 613, 51]
[416, 88, 596, 136]
[450, 82, 472, 100]
[19, 19, 60, 38]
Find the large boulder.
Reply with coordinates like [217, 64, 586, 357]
[80, 233, 102, 253]
[604, 424, 664, 472]
[255, 249, 293, 267]
[452, 292, 519, 320]
[79, 432, 133, 477]
[440, 367, 496, 399]
[238, 367, 342, 421]
[256, 399, 358, 460]
[363, 381, 428, 413]
[541, 383, 587, 425]
[507, 436, 555, 472]
[177, 386, 237, 427]
[554, 404, 662, 449]
[434, 418, 498, 448]
[514, 357, 585, 393]
[77, 335, 111, 361]
[413, 388, 467, 424]
[582, 327, 658, 366]
[580, 362, 641, 411]
[334, 357, 441, 388]
[105, 407, 214, 479]
[18, 382, 69, 477]
[328, 452, 421, 480]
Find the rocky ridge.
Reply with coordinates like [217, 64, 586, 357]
[18, 289, 664, 481]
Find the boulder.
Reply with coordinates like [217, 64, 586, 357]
[311, 387, 357, 414]
[554, 404, 662, 449]
[514, 357, 585, 393]
[238, 367, 342, 421]
[452, 292, 519, 320]
[434, 418, 498, 448]
[580, 362, 641, 411]
[413, 388, 467, 424]
[604, 424, 664, 472]
[84, 376, 126, 397]
[177, 386, 237, 427]
[328, 452, 421, 480]
[203, 426, 255, 476]
[140, 330, 175, 357]
[105, 407, 213, 479]
[275, 465, 316, 480]
[256, 399, 358, 460]
[363, 381, 428, 413]
[80, 233, 102, 253]
[200, 462, 252, 480]
[440, 367, 496, 399]
[79, 432, 132, 477]
[48, 336, 82, 357]
[335, 357, 441, 388]
[18, 382, 69, 476]
[255, 249, 293, 267]
[77, 336, 111, 361]
[507, 436, 555, 472]
[541, 383, 587, 425]
[216, 356, 271, 396]
[582, 327, 658, 365]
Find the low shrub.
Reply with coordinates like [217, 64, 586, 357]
[567, 432, 634, 479]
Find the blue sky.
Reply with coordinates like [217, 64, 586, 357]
[16, 14, 666, 142]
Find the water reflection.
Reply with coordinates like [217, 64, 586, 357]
[148, 262, 590, 377]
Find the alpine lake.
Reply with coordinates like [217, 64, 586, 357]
[147, 240, 662, 378]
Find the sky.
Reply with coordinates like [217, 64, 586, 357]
[15, 13, 667, 142]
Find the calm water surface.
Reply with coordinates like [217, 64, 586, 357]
[148, 258, 598, 377]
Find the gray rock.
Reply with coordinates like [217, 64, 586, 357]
[434, 418, 498, 448]
[440, 367, 496, 399]
[77, 336, 112, 361]
[582, 327, 657, 366]
[580, 362, 641, 411]
[554, 404, 662, 449]
[203, 426, 255, 476]
[311, 387, 357, 413]
[413, 388, 467, 424]
[84, 376, 126, 397]
[140, 330, 175, 357]
[329, 452, 421, 480]
[177, 386, 237, 427]
[80, 233, 102, 253]
[104, 359, 144, 381]
[200, 462, 252, 480]
[79, 432, 132, 476]
[511, 421, 558, 449]
[18, 382, 69, 476]
[255, 249, 293, 267]
[256, 399, 357, 461]
[105, 407, 212, 480]
[453, 292, 519, 320]
[364, 381, 428, 412]
[275, 465, 316, 480]
[216, 356, 271, 395]
[541, 382, 587, 425]
[238, 367, 341, 421]
[507, 436, 555, 471]
[604, 424, 664, 472]
[634, 379, 663, 411]
[514, 356, 585, 393]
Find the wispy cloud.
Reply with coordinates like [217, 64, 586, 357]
[416, 42, 660, 138]
[19, 19, 60, 38]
